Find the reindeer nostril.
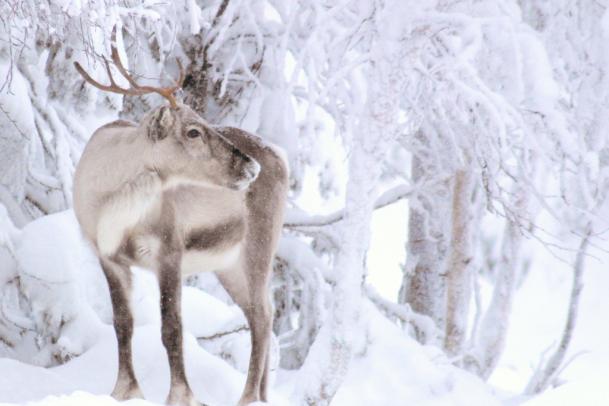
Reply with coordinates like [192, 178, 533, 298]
[232, 146, 246, 159]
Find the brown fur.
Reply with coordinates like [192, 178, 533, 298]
[73, 103, 288, 406]
[185, 218, 245, 251]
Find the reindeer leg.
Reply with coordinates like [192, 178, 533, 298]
[217, 266, 272, 406]
[259, 345, 271, 402]
[100, 258, 143, 400]
[158, 251, 200, 406]
[243, 294, 272, 404]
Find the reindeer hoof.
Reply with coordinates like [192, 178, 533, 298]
[111, 382, 144, 401]
[166, 385, 202, 406]
[237, 395, 264, 406]
[165, 397, 202, 406]
[165, 399, 202, 406]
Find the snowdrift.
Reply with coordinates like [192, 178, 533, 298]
[0, 210, 500, 405]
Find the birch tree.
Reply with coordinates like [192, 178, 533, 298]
[391, 0, 587, 369]
[291, 1, 412, 402]
[1, 0, 608, 400]
[519, 0, 609, 389]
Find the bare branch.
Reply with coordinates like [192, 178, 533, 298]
[211, 0, 231, 29]
[196, 324, 248, 341]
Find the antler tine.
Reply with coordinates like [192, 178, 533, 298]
[109, 26, 144, 90]
[109, 25, 181, 108]
[174, 58, 185, 89]
[75, 25, 184, 108]
[74, 59, 149, 96]
[74, 61, 130, 95]
[102, 56, 119, 88]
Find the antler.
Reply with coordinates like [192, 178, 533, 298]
[74, 26, 185, 108]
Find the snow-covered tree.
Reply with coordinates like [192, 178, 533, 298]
[1, 0, 608, 404]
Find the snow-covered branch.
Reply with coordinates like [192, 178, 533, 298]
[525, 227, 591, 394]
[364, 285, 438, 343]
[284, 183, 415, 228]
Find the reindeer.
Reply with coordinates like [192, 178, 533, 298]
[72, 29, 288, 406]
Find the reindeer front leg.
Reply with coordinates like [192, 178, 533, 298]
[158, 250, 201, 406]
[100, 257, 143, 400]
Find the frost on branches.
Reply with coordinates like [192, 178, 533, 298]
[0, 0, 608, 405]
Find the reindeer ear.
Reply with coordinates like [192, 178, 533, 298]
[147, 106, 175, 141]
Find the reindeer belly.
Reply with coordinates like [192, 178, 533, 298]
[181, 244, 242, 275]
[179, 216, 246, 274]
[126, 226, 245, 274]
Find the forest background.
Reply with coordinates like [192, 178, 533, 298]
[0, 1, 608, 405]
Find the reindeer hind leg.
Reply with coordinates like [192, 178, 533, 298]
[244, 294, 272, 404]
[217, 265, 272, 406]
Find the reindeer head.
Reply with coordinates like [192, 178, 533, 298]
[140, 104, 260, 190]
[74, 27, 259, 191]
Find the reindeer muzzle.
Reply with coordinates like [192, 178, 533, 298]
[232, 157, 260, 191]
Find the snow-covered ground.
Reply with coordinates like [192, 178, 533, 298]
[2, 201, 608, 405]
[491, 237, 609, 406]
[0, 210, 500, 406]
[1, 198, 607, 405]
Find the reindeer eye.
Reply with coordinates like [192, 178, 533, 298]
[186, 129, 201, 139]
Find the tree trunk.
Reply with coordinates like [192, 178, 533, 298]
[399, 153, 450, 344]
[466, 220, 521, 378]
[444, 169, 474, 357]
[298, 132, 381, 405]
[297, 18, 403, 399]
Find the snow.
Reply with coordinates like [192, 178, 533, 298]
[332, 302, 500, 406]
[365, 199, 609, 406]
[486, 233, 609, 403]
[2, 1, 607, 405]
[0, 210, 499, 406]
[366, 200, 407, 300]
[520, 376, 609, 406]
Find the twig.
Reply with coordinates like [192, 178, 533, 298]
[0, 332, 14, 348]
[211, 0, 231, 29]
[197, 324, 248, 341]
[0, 102, 29, 140]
